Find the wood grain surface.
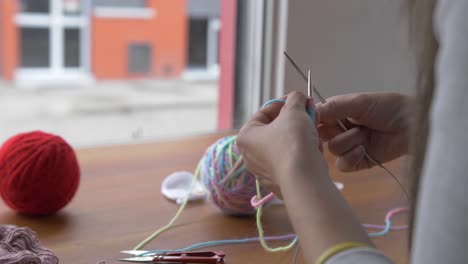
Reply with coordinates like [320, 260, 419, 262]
[0, 132, 408, 264]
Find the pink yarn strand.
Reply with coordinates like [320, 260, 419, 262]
[363, 207, 409, 230]
[251, 192, 276, 209]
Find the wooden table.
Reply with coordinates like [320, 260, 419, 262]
[0, 132, 408, 263]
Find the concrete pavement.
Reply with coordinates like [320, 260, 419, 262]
[0, 80, 218, 148]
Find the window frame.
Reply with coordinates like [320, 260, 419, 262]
[92, 0, 154, 19]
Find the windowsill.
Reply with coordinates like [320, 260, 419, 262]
[14, 69, 95, 89]
[93, 7, 155, 19]
[182, 66, 220, 81]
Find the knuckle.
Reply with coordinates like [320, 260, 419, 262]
[350, 93, 364, 103]
[327, 99, 338, 114]
[236, 135, 248, 152]
[352, 93, 371, 111]
[347, 146, 365, 168]
[289, 90, 303, 97]
[327, 139, 341, 155]
[286, 91, 306, 104]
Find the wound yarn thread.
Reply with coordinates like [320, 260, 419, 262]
[196, 136, 270, 216]
[0, 131, 80, 216]
[0, 225, 58, 264]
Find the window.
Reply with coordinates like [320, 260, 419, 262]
[1, 0, 227, 147]
[188, 19, 208, 67]
[17, 1, 86, 71]
[128, 44, 152, 74]
[63, 0, 82, 15]
[20, 28, 50, 67]
[64, 28, 81, 68]
[93, 0, 147, 8]
[20, 0, 50, 14]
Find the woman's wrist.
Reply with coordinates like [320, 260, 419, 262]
[277, 160, 373, 263]
[275, 154, 332, 188]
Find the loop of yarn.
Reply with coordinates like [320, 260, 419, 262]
[0, 225, 58, 264]
[251, 192, 275, 209]
[195, 136, 269, 216]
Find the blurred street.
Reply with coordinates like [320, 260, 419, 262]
[0, 80, 218, 148]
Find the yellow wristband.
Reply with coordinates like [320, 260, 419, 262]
[315, 242, 369, 264]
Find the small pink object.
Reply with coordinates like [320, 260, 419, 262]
[251, 192, 276, 209]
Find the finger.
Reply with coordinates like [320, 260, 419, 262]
[317, 119, 360, 140]
[318, 139, 324, 153]
[283, 91, 308, 112]
[244, 100, 284, 128]
[316, 94, 371, 123]
[317, 123, 343, 141]
[335, 145, 371, 172]
[257, 177, 282, 198]
[328, 126, 368, 156]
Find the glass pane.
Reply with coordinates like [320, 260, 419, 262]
[20, 27, 50, 68]
[128, 44, 151, 74]
[2, 0, 224, 148]
[188, 18, 208, 67]
[216, 31, 220, 64]
[20, 0, 50, 13]
[64, 28, 81, 68]
[93, 0, 147, 7]
[63, 0, 82, 15]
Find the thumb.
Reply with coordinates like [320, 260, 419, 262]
[316, 94, 369, 123]
[283, 91, 308, 112]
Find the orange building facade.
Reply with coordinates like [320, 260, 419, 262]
[0, 0, 220, 84]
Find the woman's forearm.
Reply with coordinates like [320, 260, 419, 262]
[279, 160, 373, 263]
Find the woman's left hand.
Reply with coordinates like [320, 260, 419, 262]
[237, 91, 328, 197]
[239, 92, 373, 261]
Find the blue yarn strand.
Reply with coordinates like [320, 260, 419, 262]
[261, 99, 286, 108]
[137, 201, 390, 253]
[137, 219, 391, 257]
[139, 236, 299, 256]
[368, 220, 392, 238]
[262, 98, 315, 123]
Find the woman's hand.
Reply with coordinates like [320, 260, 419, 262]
[239, 92, 374, 262]
[316, 92, 411, 172]
[237, 91, 328, 197]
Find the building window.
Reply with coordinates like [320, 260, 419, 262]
[20, 28, 50, 67]
[128, 44, 152, 74]
[93, 0, 147, 7]
[20, 0, 50, 14]
[64, 28, 81, 68]
[63, 0, 82, 16]
[188, 18, 208, 68]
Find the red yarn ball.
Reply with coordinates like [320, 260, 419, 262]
[0, 131, 80, 216]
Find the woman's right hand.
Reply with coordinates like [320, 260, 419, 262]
[316, 92, 412, 172]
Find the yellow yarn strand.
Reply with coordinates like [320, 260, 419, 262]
[255, 179, 297, 252]
[133, 164, 201, 250]
[133, 138, 297, 252]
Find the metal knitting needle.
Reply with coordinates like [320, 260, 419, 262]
[284, 52, 326, 103]
[284, 51, 408, 198]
